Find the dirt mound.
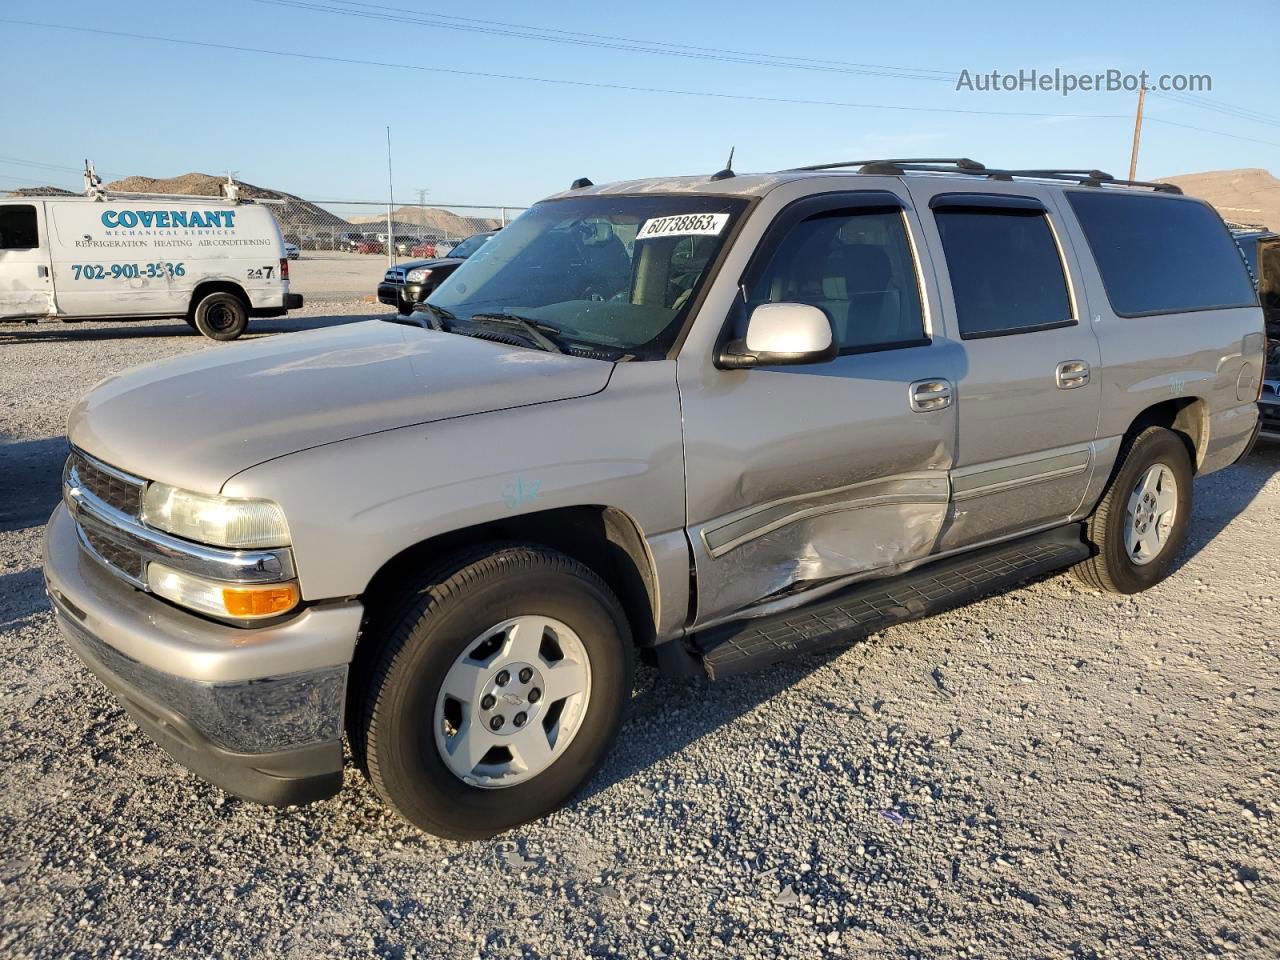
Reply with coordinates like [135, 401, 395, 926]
[1160, 167, 1280, 230]
[104, 173, 350, 228]
[347, 204, 501, 236]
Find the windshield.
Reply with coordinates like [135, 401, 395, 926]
[426, 194, 748, 358]
[449, 233, 490, 259]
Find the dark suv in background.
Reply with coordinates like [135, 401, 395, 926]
[1233, 228, 1280, 438]
[377, 231, 497, 314]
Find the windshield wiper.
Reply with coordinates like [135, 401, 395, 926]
[467, 312, 569, 354]
[380, 302, 456, 332]
[417, 303, 456, 332]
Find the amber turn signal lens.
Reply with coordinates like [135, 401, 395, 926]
[221, 584, 300, 618]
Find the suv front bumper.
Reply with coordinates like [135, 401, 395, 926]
[43, 503, 362, 806]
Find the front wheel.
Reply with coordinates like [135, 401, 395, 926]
[191, 291, 249, 341]
[1072, 426, 1194, 594]
[353, 544, 633, 839]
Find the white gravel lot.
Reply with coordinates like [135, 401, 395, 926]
[1, 308, 1278, 958]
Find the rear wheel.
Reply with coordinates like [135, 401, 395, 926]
[1072, 427, 1194, 593]
[353, 544, 633, 840]
[191, 291, 249, 341]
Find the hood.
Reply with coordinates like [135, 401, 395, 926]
[398, 256, 464, 271]
[68, 321, 614, 492]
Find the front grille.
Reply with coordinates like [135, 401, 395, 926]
[83, 527, 145, 581]
[69, 452, 143, 517]
[384, 268, 405, 283]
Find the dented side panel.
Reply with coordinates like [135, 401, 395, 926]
[0, 200, 56, 320]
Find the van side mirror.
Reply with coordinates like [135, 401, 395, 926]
[717, 302, 838, 369]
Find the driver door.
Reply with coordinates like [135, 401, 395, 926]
[678, 189, 962, 626]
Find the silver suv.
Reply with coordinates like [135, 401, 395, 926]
[44, 158, 1265, 839]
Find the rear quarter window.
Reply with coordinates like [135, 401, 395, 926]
[1066, 191, 1257, 317]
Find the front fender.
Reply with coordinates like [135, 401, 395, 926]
[220, 361, 686, 604]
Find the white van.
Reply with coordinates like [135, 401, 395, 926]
[0, 194, 303, 340]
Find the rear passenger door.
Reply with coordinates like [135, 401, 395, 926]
[904, 185, 1102, 549]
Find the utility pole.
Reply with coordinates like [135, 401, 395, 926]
[1128, 84, 1146, 182]
[385, 125, 395, 268]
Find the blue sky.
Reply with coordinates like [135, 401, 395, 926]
[1, 0, 1276, 206]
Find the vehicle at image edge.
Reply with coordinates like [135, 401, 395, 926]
[0, 192, 303, 340]
[377, 230, 497, 314]
[44, 158, 1265, 840]
[1232, 228, 1280, 438]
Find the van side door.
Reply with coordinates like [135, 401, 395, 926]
[0, 202, 55, 320]
[904, 184, 1102, 549]
[677, 187, 963, 627]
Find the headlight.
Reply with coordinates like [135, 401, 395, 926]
[148, 562, 299, 620]
[405, 267, 433, 283]
[141, 482, 290, 548]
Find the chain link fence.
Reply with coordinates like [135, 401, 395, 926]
[272, 199, 526, 304]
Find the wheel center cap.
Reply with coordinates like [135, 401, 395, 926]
[477, 660, 544, 736]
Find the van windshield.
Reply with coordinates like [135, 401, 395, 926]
[426, 194, 748, 358]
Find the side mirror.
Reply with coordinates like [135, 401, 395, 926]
[717, 302, 837, 369]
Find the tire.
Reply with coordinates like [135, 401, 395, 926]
[1072, 426, 1194, 594]
[191, 291, 249, 341]
[352, 544, 634, 840]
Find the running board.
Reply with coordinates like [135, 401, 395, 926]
[693, 525, 1090, 680]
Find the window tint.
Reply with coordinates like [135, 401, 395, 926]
[747, 208, 926, 351]
[1067, 192, 1257, 316]
[0, 205, 38, 250]
[934, 207, 1072, 338]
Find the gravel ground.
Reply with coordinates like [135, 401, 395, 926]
[1, 312, 1278, 958]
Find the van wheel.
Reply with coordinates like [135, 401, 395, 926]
[352, 544, 633, 840]
[192, 291, 249, 341]
[1072, 427, 1194, 594]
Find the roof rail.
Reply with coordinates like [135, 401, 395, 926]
[789, 158, 987, 173]
[784, 158, 1182, 194]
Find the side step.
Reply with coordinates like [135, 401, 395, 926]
[693, 524, 1091, 680]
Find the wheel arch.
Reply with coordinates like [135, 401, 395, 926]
[359, 504, 661, 652]
[1124, 396, 1208, 472]
[187, 280, 250, 318]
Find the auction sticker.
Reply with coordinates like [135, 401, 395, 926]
[636, 212, 730, 241]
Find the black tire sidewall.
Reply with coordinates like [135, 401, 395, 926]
[193, 292, 249, 341]
[368, 561, 632, 838]
[1096, 430, 1194, 593]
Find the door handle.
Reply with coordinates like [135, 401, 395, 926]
[37, 265, 49, 278]
[1055, 359, 1091, 389]
[909, 379, 953, 412]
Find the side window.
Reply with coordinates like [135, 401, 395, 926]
[933, 204, 1072, 338]
[0, 205, 39, 250]
[1067, 191, 1257, 316]
[747, 208, 927, 352]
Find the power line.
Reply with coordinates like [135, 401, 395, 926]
[1144, 115, 1280, 149]
[0, 19, 1129, 122]
[322, 0, 961, 77]
[1150, 89, 1280, 129]
[262, 0, 960, 82]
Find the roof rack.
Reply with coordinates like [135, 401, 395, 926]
[790, 158, 987, 173]
[785, 158, 1182, 194]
